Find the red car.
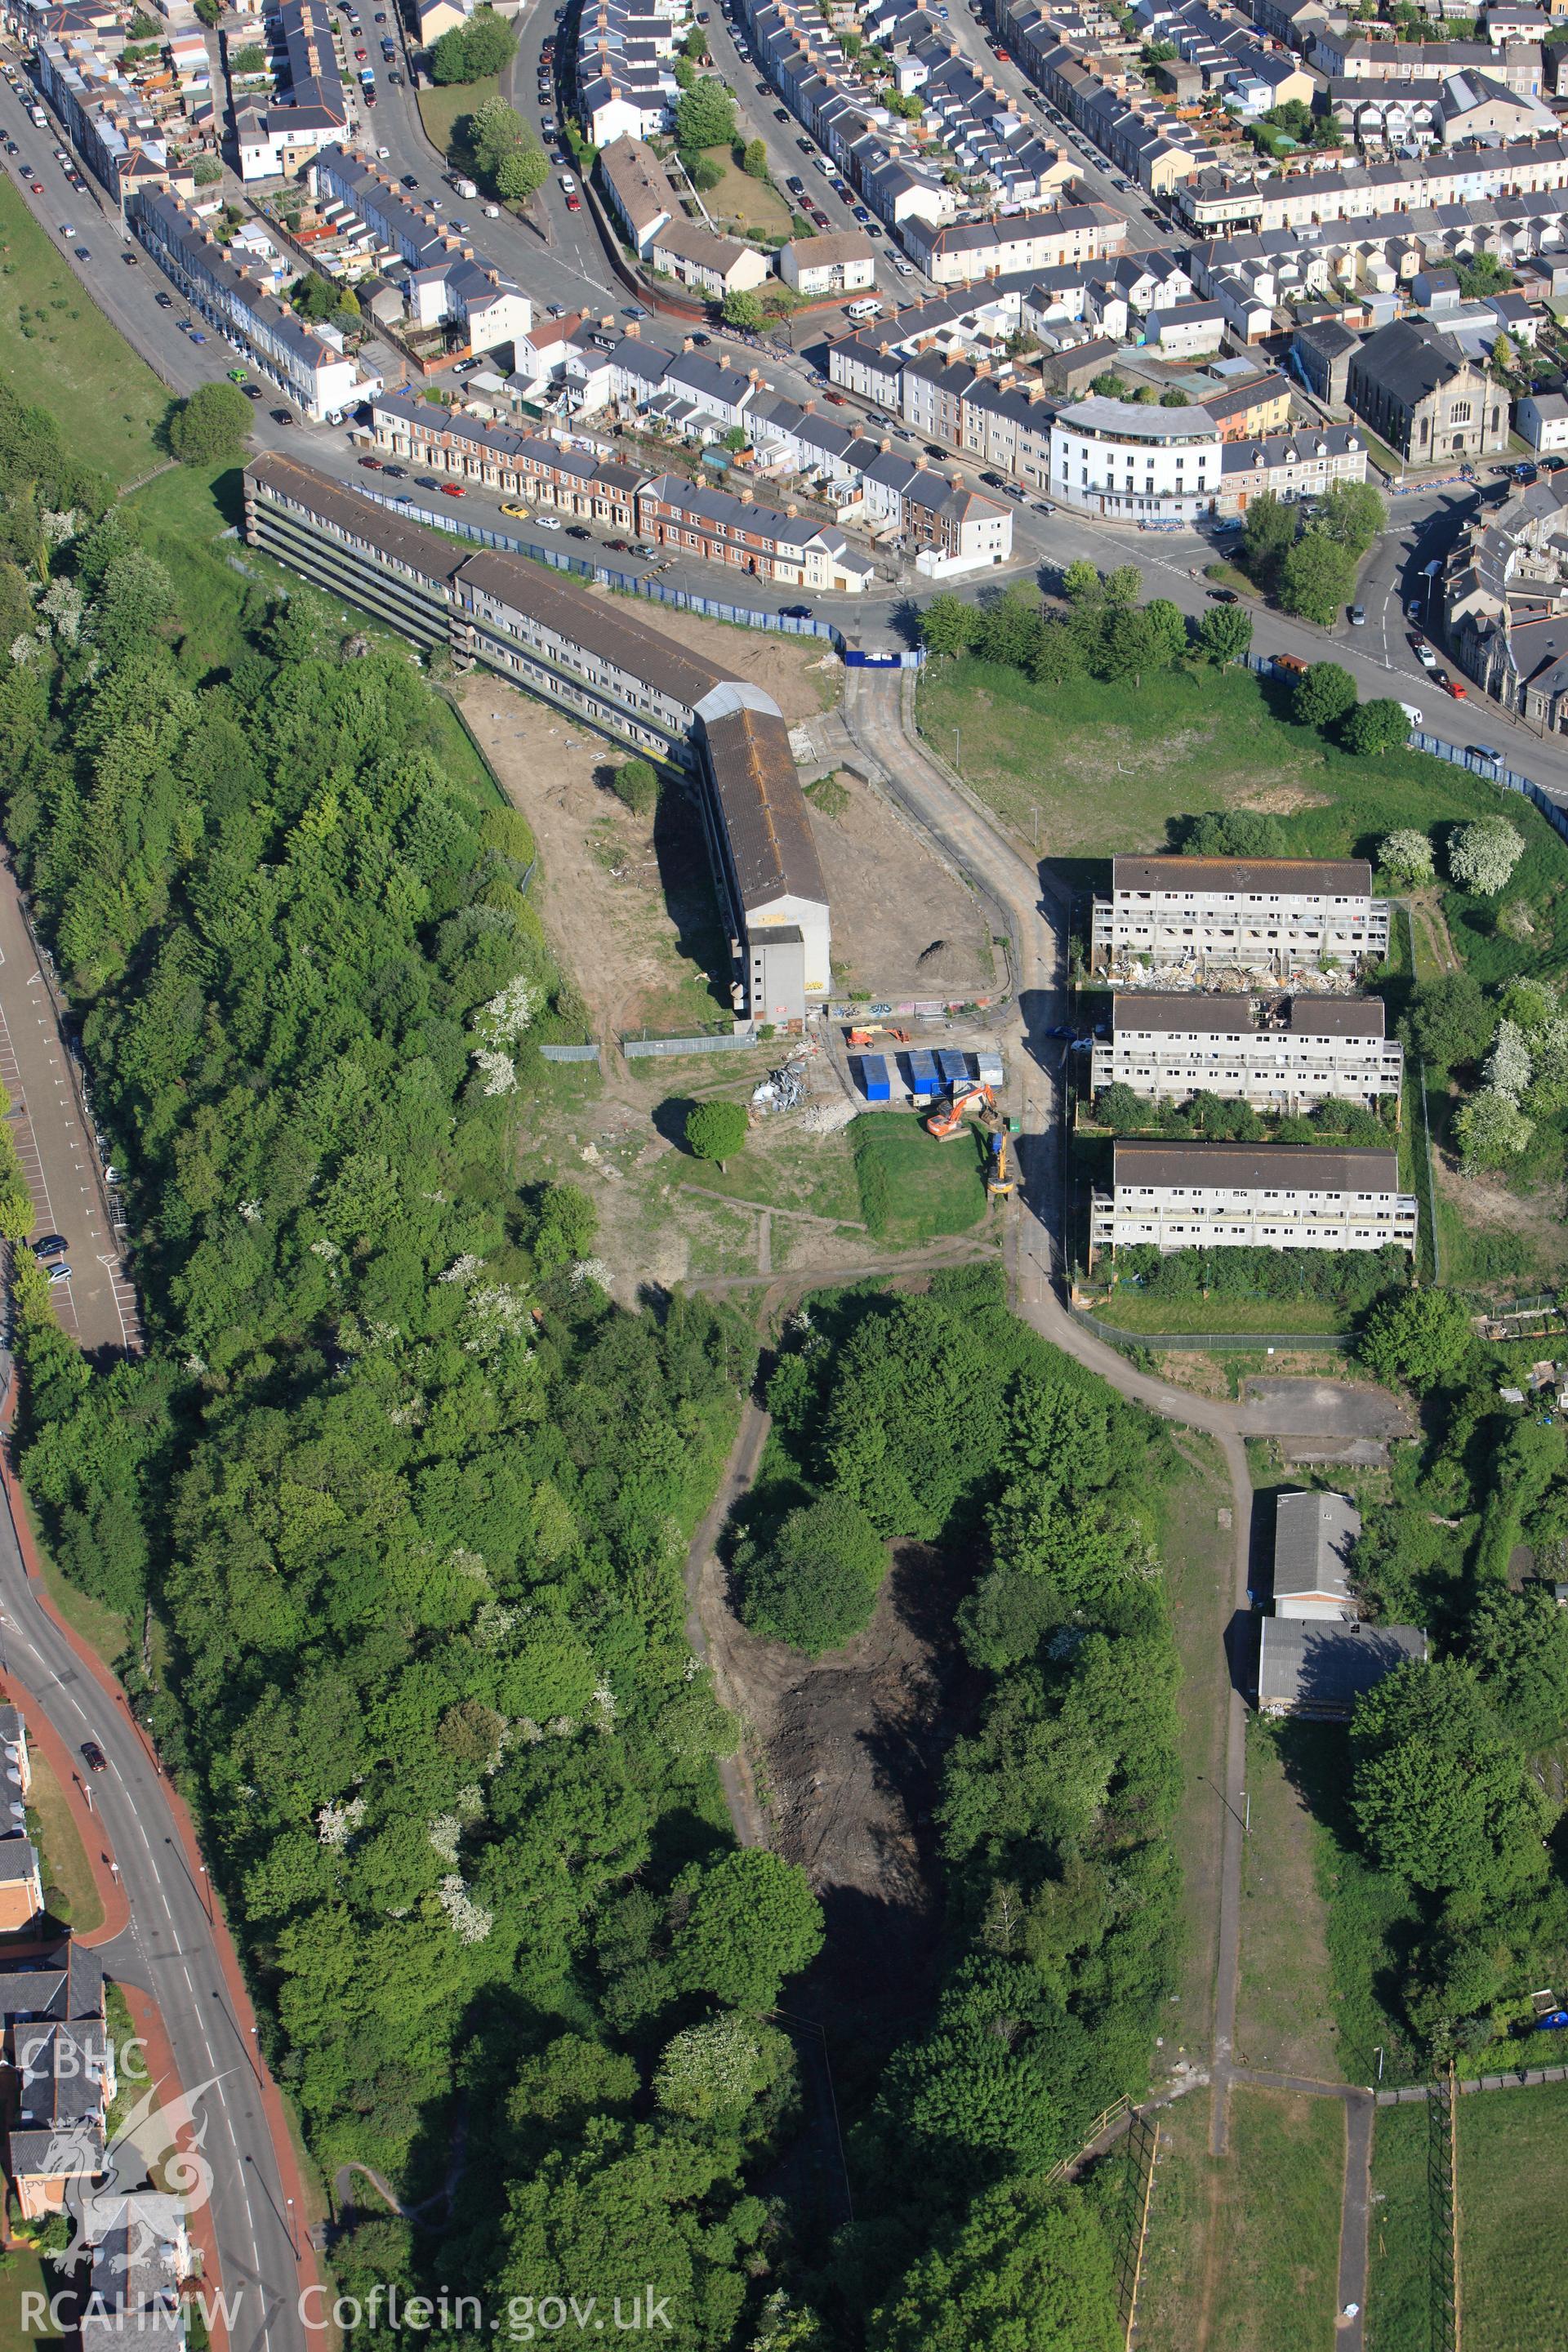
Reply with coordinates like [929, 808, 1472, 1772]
[358, 453, 382, 468]
[1446, 675, 1467, 699]
[565, 191, 581, 210]
[29, 179, 42, 193]
[440, 480, 466, 497]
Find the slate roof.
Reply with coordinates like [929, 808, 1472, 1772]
[1111, 853, 1374, 893]
[1111, 1141, 1402, 1192]
[1273, 1489, 1360, 1606]
[697, 697, 829, 914]
[1258, 1617, 1426, 1716]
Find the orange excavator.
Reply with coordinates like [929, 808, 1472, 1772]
[925, 1081, 995, 1140]
[848, 1023, 911, 1048]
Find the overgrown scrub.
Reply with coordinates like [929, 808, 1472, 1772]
[0, 487, 847, 2343]
[741, 1272, 1185, 2335]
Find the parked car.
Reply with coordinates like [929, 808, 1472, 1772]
[1348, 604, 1365, 626]
[273, 407, 296, 425]
[358, 454, 383, 469]
[605, 536, 630, 550]
[439, 480, 466, 497]
[47, 1263, 72, 1285]
[1445, 675, 1467, 699]
[1207, 586, 1239, 603]
[779, 603, 813, 618]
[402, 171, 419, 188]
[774, 106, 788, 120]
[189, 329, 207, 342]
[31, 1234, 68, 1259]
[894, 256, 914, 273]
[566, 523, 592, 538]
[122, 249, 139, 265]
[243, 384, 263, 401]
[866, 221, 883, 238]
[1416, 640, 1440, 670]
[565, 192, 580, 209]
[381, 461, 403, 474]
[502, 500, 531, 517]
[537, 514, 562, 528]
[415, 474, 440, 488]
[1031, 500, 1055, 515]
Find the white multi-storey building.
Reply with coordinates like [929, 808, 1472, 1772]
[1091, 856, 1392, 975]
[1092, 994, 1403, 1107]
[1049, 396, 1222, 523]
[1090, 1141, 1419, 1254]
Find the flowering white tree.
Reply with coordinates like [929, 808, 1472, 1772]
[1449, 818, 1525, 896]
[1456, 1086, 1534, 1170]
[472, 1047, 517, 1097]
[1379, 828, 1435, 884]
[475, 973, 540, 1046]
[653, 2016, 791, 2122]
[463, 1283, 532, 1355]
[1483, 1018, 1532, 1100]
[438, 1873, 493, 1944]
[316, 1795, 367, 1848]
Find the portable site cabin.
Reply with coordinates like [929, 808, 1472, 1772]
[860, 1054, 891, 1102]
[975, 1049, 1004, 1088]
[906, 1049, 942, 1099]
[938, 1049, 970, 1089]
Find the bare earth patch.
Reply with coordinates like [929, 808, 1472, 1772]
[602, 598, 842, 724]
[1234, 784, 1332, 817]
[808, 773, 993, 999]
[701, 1538, 983, 2026]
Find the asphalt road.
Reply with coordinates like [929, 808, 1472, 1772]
[0, 1512, 306, 2352]
[0, 862, 136, 1357]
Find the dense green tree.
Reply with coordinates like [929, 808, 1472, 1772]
[1468, 1587, 1568, 1751]
[721, 287, 764, 328]
[1241, 490, 1296, 575]
[1407, 971, 1494, 1074]
[1343, 698, 1414, 756]
[742, 137, 768, 177]
[1278, 529, 1357, 626]
[1182, 809, 1288, 859]
[685, 1100, 748, 1166]
[919, 593, 978, 657]
[1292, 661, 1357, 729]
[735, 1493, 889, 1654]
[868, 2182, 1120, 2352]
[612, 757, 659, 814]
[1358, 1287, 1474, 1390]
[1314, 480, 1386, 554]
[677, 79, 737, 149]
[674, 1849, 825, 2010]
[1351, 1659, 1551, 1900]
[1194, 603, 1252, 665]
[167, 381, 251, 465]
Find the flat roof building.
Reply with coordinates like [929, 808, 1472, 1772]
[1090, 1139, 1419, 1254]
[1092, 854, 1390, 977]
[1092, 991, 1402, 1107]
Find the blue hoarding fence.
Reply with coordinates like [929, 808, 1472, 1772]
[844, 648, 924, 668]
[352, 482, 849, 646]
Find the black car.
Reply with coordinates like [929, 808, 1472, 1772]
[774, 106, 788, 120]
[81, 1741, 109, 1772]
[74, 245, 89, 259]
[565, 523, 591, 539]
[1207, 586, 1239, 604]
[415, 474, 440, 488]
[31, 1234, 67, 1259]
[786, 173, 804, 193]
[779, 603, 813, 619]
[796, 137, 812, 153]
[402, 172, 419, 188]
[243, 383, 263, 400]
[272, 406, 296, 424]
[155, 288, 173, 306]
[382, 462, 406, 476]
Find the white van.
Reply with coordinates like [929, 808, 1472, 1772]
[1399, 702, 1423, 725]
[845, 296, 883, 321]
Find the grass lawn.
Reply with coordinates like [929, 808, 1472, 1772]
[1367, 2102, 1432, 2352]
[850, 1111, 990, 1244]
[28, 1753, 103, 1934]
[416, 74, 501, 161]
[1092, 1291, 1351, 1336]
[0, 2244, 65, 2344]
[1136, 2085, 1345, 2352]
[1236, 1716, 1344, 2081]
[702, 158, 791, 239]
[1156, 1435, 1232, 2047]
[0, 176, 168, 483]
[1458, 2078, 1568, 2352]
[918, 657, 1568, 987]
[675, 1124, 863, 1226]
[17, 1488, 131, 1669]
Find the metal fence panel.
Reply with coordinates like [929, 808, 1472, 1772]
[622, 1031, 758, 1056]
[539, 1042, 601, 1062]
[1071, 1307, 1351, 1352]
